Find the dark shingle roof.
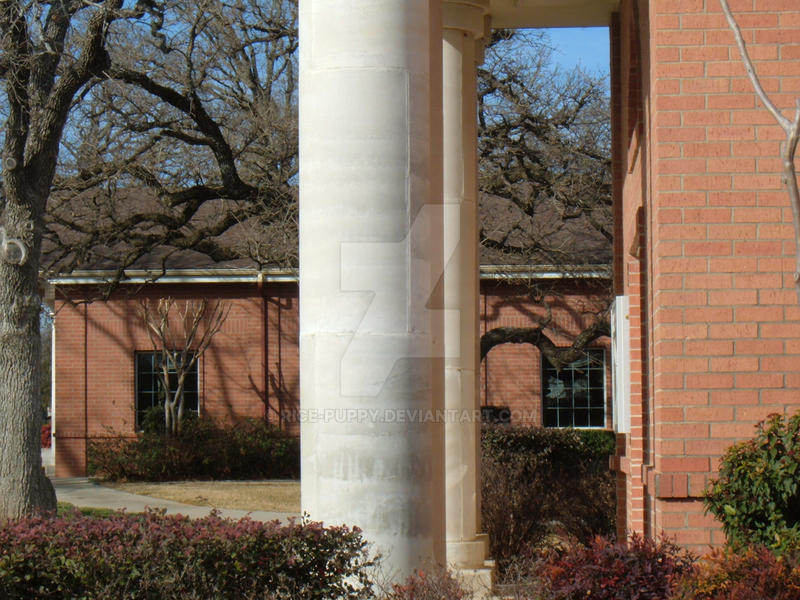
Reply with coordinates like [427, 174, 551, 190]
[44, 189, 611, 277]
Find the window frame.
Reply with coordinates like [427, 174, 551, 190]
[134, 350, 200, 430]
[541, 348, 607, 429]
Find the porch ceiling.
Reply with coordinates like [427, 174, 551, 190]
[489, 0, 620, 28]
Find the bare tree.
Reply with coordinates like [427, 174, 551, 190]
[0, 0, 129, 517]
[720, 0, 800, 301]
[138, 298, 229, 437]
[43, 0, 298, 282]
[0, 0, 296, 516]
[479, 30, 612, 263]
[477, 30, 613, 366]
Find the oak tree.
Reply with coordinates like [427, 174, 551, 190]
[0, 0, 296, 517]
[477, 30, 612, 369]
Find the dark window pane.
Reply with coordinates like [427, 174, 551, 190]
[184, 371, 198, 393]
[137, 353, 153, 371]
[589, 366, 604, 388]
[137, 373, 151, 394]
[573, 408, 589, 427]
[183, 392, 198, 412]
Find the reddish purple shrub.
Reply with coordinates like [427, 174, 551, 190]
[385, 568, 471, 599]
[539, 534, 696, 600]
[0, 509, 374, 599]
[673, 546, 800, 600]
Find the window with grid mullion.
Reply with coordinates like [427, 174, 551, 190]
[543, 349, 605, 429]
[135, 351, 199, 429]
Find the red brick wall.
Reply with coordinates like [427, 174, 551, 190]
[54, 279, 606, 476]
[612, 0, 652, 541]
[54, 299, 88, 478]
[615, 0, 800, 553]
[53, 282, 298, 477]
[480, 279, 613, 427]
[265, 288, 300, 434]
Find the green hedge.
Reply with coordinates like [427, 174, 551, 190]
[480, 425, 617, 577]
[481, 425, 616, 464]
[88, 417, 299, 481]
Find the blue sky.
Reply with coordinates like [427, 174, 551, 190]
[539, 27, 610, 75]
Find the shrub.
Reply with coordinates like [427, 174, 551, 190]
[673, 546, 800, 600]
[575, 427, 617, 458]
[480, 425, 616, 576]
[88, 417, 300, 481]
[538, 534, 696, 600]
[704, 413, 800, 552]
[0, 509, 375, 599]
[139, 404, 171, 436]
[384, 567, 472, 599]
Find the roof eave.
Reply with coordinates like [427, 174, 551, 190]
[48, 264, 611, 285]
[47, 267, 298, 285]
[479, 264, 612, 280]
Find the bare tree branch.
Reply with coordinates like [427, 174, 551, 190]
[478, 30, 612, 267]
[38, 0, 299, 289]
[0, 0, 297, 516]
[475, 31, 612, 364]
[481, 313, 610, 368]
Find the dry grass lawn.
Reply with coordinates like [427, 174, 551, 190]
[103, 481, 300, 513]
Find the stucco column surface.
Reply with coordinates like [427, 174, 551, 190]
[298, 0, 445, 576]
[442, 0, 490, 570]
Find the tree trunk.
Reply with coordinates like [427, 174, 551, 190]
[0, 190, 56, 518]
[165, 395, 175, 438]
[175, 374, 186, 436]
[160, 359, 173, 436]
[164, 399, 172, 436]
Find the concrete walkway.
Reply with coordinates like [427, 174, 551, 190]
[52, 478, 300, 522]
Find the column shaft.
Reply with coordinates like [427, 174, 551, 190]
[442, 0, 489, 569]
[298, 0, 445, 575]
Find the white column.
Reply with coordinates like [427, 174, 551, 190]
[442, 0, 490, 570]
[298, 0, 445, 576]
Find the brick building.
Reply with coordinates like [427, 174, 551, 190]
[48, 0, 800, 566]
[50, 266, 612, 478]
[50, 274, 296, 478]
[611, 0, 800, 552]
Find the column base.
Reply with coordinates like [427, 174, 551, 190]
[447, 535, 489, 567]
[447, 537, 494, 597]
[452, 560, 495, 599]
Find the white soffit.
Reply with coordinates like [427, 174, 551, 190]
[489, 0, 620, 28]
